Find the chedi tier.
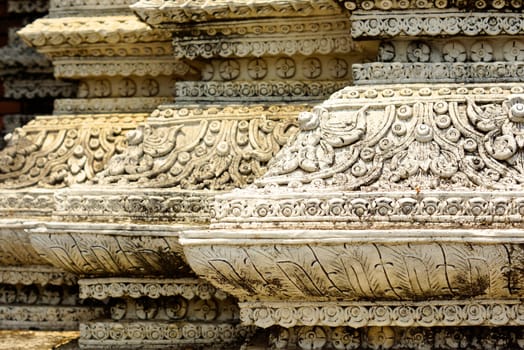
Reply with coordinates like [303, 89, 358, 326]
[1, 0, 524, 349]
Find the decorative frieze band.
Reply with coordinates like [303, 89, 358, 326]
[213, 191, 524, 225]
[0, 191, 54, 217]
[175, 81, 349, 102]
[342, 0, 524, 11]
[80, 321, 253, 347]
[240, 300, 524, 328]
[193, 57, 352, 82]
[354, 62, 524, 84]
[174, 15, 349, 38]
[351, 10, 524, 38]
[79, 278, 226, 301]
[54, 58, 191, 79]
[173, 34, 353, 59]
[377, 37, 524, 63]
[4, 78, 76, 99]
[329, 83, 524, 100]
[95, 105, 299, 190]
[54, 188, 212, 222]
[44, 42, 173, 59]
[0, 306, 104, 330]
[54, 98, 171, 114]
[0, 266, 77, 286]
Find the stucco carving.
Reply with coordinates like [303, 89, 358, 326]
[5, 0, 524, 347]
[171, 16, 355, 59]
[54, 187, 212, 222]
[351, 10, 524, 38]
[0, 266, 77, 286]
[78, 278, 227, 300]
[0, 114, 145, 188]
[95, 105, 299, 190]
[183, 232, 524, 300]
[53, 59, 191, 79]
[80, 321, 253, 348]
[0, 306, 104, 331]
[54, 97, 172, 114]
[241, 300, 524, 328]
[182, 84, 524, 343]
[29, 222, 192, 276]
[342, 0, 524, 10]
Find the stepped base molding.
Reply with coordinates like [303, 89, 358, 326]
[76, 277, 250, 349]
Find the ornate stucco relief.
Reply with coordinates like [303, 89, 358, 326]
[0, 114, 146, 189]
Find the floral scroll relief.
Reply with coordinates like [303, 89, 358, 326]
[261, 95, 524, 191]
[96, 108, 298, 190]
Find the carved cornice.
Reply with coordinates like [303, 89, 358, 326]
[29, 222, 194, 276]
[241, 300, 524, 328]
[258, 84, 524, 189]
[0, 220, 49, 266]
[79, 278, 226, 300]
[208, 85, 524, 226]
[0, 114, 146, 189]
[351, 10, 524, 38]
[131, 0, 343, 27]
[182, 229, 524, 301]
[17, 16, 172, 55]
[181, 83, 524, 307]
